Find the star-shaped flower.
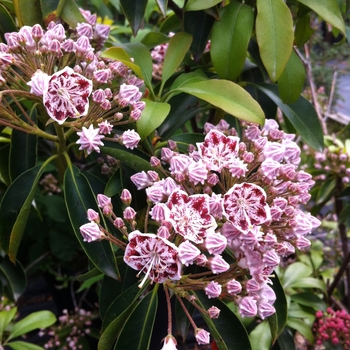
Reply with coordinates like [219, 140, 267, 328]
[76, 125, 104, 155]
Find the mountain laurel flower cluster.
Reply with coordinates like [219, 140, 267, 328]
[80, 119, 320, 346]
[0, 10, 145, 156]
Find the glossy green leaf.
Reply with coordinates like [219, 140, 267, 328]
[278, 50, 306, 104]
[256, 0, 294, 81]
[315, 177, 336, 204]
[282, 262, 312, 288]
[288, 303, 316, 319]
[294, 14, 314, 47]
[64, 165, 119, 280]
[109, 42, 153, 92]
[210, 2, 254, 81]
[140, 32, 169, 49]
[249, 321, 271, 350]
[297, 0, 345, 35]
[249, 83, 324, 151]
[169, 70, 208, 92]
[113, 286, 158, 350]
[9, 111, 37, 182]
[13, 0, 42, 26]
[120, 0, 148, 36]
[286, 318, 313, 343]
[7, 311, 56, 341]
[136, 100, 171, 140]
[155, 0, 167, 16]
[0, 4, 17, 42]
[160, 32, 192, 92]
[0, 307, 17, 343]
[0, 256, 26, 302]
[40, 0, 60, 25]
[159, 13, 181, 34]
[77, 267, 103, 282]
[0, 165, 45, 262]
[195, 290, 252, 350]
[6, 341, 45, 350]
[105, 169, 123, 198]
[175, 79, 265, 125]
[290, 293, 326, 311]
[60, 0, 86, 28]
[76, 274, 103, 293]
[288, 277, 326, 293]
[185, 0, 222, 11]
[184, 10, 215, 62]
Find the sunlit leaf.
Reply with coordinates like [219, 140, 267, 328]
[13, 0, 42, 26]
[282, 262, 312, 288]
[185, 0, 222, 11]
[290, 293, 326, 311]
[249, 321, 271, 350]
[286, 318, 314, 343]
[140, 32, 169, 49]
[0, 307, 17, 343]
[210, 2, 254, 81]
[256, 0, 294, 81]
[59, 0, 86, 28]
[6, 341, 45, 350]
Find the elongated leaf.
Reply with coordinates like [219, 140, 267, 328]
[286, 318, 313, 343]
[288, 277, 326, 293]
[170, 70, 208, 92]
[0, 256, 26, 301]
[77, 267, 103, 282]
[249, 321, 271, 350]
[113, 286, 158, 350]
[60, 0, 86, 28]
[290, 293, 326, 311]
[64, 165, 119, 280]
[174, 79, 265, 125]
[7, 311, 56, 341]
[185, 0, 222, 11]
[256, 0, 294, 81]
[297, 0, 345, 35]
[7, 341, 45, 350]
[136, 100, 171, 140]
[155, 0, 167, 16]
[195, 290, 252, 350]
[282, 262, 312, 288]
[294, 14, 314, 47]
[249, 83, 324, 151]
[278, 50, 306, 104]
[0, 165, 45, 262]
[315, 177, 336, 204]
[210, 2, 254, 81]
[120, 0, 148, 36]
[0, 4, 17, 42]
[13, 0, 42, 26]
[0, 307, 17, 343]
[140, 32, 169, 49]
[160, 32, 192, 91]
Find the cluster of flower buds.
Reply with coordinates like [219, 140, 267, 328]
[39, 308, 96, 350]
[302, 136, 350, 184]
[0, 9, 145, 154]
[313, 308, 350, 347]
[80, 119, 320, 347]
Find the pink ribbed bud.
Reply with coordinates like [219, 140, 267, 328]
[150, 203, 168, 221]
[103, 206, 112, 216]
[93, 69, 111, 84]
[239, 296, 257, 317]
[161, 148, 174, 162]
[94, 24, 110, 40]
[130, 108, 142, 121]
[77, 22, 93, 39]
[150, 156, 161, 168]
[195, 329, 210, 345]
[32, 24, 43, 40]
[92, 89, 105, 103]
[160, 334, 177, 350]
[209, 255, 230, 274]
[79, 222, 104, 242]
[205, 233, 227, 255]
[178, 240, 201, 266]
[226, 279, 242, 295]
[263, 250, 280, 267]
[113, 217, 125, 228]
[123, 207, 136, 220]
[120, 189, 132, 205]
[246, 279, 260, 293]
[207, 306, 220, 319]
[87, 209, 99, 223]
[205, 281, 222, 298]
[188, 160, 207, 185]
[130, 171, 154, 190]
[98, 120, 113, 135]
[207, 173, 219, 186]
[97, 194, 112, 209]
[258, 301, 275, 319]
[157, 226, 170, 239]
[121, 129, 141, 150]
[260, 158, 280, 179]
[195, 254, 208, 267]
[62, 39, 75, 52]
[75, 36, 92, 55]
[295, 236, 311, 249]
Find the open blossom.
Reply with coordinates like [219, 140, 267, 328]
[43, 66, 93, 124]
[123, 231, 181, 287]
[76, 125, 105, 155]
[166, 190, 217, 244]
[27, 69, 49, 96]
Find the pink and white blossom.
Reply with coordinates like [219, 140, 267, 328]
[195, 329, 210, 345]
[205, 281, 222, 299]
[76, 125, 104, 155]
[121, 129, 141, 150]
[27, 70, 49, 96]
[178, 240, 201, 266]
[79, 222, 104, 242]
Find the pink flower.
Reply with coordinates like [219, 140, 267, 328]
[195, 329, 210, 345]
[121, 129, 141, 149]
[197, 129, 240, 172]
[205, 281, 222, 298]
[79, 222, 104, 242]
[209, 255, 230, 274]
[239, 296, 257, 317]
[27, 70, 49, 96]
[223, 183, 271, 233]
[97, 194, 112, 209]
[208, 306, 220, 319]
[166, 189, 217, 244]
[120, 189, 132, 205]
[205, 233, 227, 255]
[160, 334, 178, 350]
[98, 120, 113, 134]
[43, 67, 93, 124]
[123, 231, 181, 287]
[87, 209, 99, 222]
[226, 279, 242, 295]
[76, 125, 105, 155]
[178, 240, 201, 266]
[117, 83, 142, 107]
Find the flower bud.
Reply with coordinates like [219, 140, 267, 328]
[195, 328, 210, 345]
[120, 189, 132, 205]
[205, 281, 222, 299]
[79, 222, 104, 242]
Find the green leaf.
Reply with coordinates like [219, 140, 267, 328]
[0, 307, 17, 343]
[170, 70, 208, 92]
[282, 262, 312, 288]
[288, 277, 326, 293]
[185, 0, 222, 11]
[290, 293, 326, 311]
[278, 50, 306, 104]
[77, 267, 103, 282]
[113, 286, 158, 350]
[155, 0, 167, 16]
[249, 321, 271, 350]
[7, 341, 45, 350]
[160, 32, 192, 93]
[210, 2, 254, 81]
[76, 274, 103, 293]
[294, 14, 314, 47]
[297, 0, 345, 35]
[120, 0, 148, 37]
[315, 177, 336, 204]
[64, 165, 119, 280]
[286, 318, 314, 343]
[0, 165, 46, 262]
[249, 83, 324, 151]
[136, 100, 171, 140]
[256, 0, 294, 81]
[195, 290, 252, 350]
[7, 311, 56, 341]
[13, 0, 42, 26]
[60, 0, 86, 28]
[109, 42, 153, 92]
[0, 3, 18, 42]
[0, 256, 26, 302]
[174, 79, 265, 125]
[140, 32, 169, 49]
